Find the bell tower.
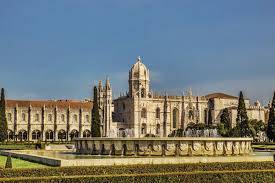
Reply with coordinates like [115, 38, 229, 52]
[129, 56, 150, 98]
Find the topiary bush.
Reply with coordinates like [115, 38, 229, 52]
[5, 154, 12, 169]
[0, 162, 274, 178]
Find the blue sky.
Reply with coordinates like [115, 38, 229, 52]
[0, 0, 275, 104]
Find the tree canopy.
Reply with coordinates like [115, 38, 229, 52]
[91, 86, 101, 137]
[267, 91, 275, 141]
[0, 88, 8, 142]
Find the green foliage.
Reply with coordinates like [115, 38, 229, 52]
[0, 170, 274, 183]
[5, 154, 12, 169]
[91, 86, 101, 137]
[0, 162, 274, 178]
[0, 155, 47, 169]
[267, 91, 275, 142]
[0, 162, 274, 183]
[233, 91, 254, 137]
[0, 88, 8, 142]
[218, 108, 231, 137]
[236, 91, 249, 124]
[250, 119, 266, 134]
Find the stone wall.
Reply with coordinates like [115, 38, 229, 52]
[75, 137, 253, 157]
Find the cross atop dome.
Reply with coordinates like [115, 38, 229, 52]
[136, 56, 142, 62]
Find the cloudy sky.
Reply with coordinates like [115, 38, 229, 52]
[0, 0, 275, 105]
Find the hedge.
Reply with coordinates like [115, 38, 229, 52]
[0, 162, 274, 178]
[0, 170, 274, 183]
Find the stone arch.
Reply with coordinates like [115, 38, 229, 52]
[32, 130, 41, 140]
[173, 108, 179, 129]
[58, 130, 66, 140]
[156, 124, 161, 135]
[141, 123, 147, 134]
[18, 130, 27, 141]
[45, 130, 54, 140]
[141, 88, 146, 98]
[141, 108, 147, 118]
[156, 107, 160, 119]
[83, 130, 91, 138]
[70, 129, 79, 140]
[7, 129, 13, 141]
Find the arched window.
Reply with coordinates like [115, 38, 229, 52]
[45, 130, 54, 140]
[70, 129, 79, 140]
[18, 130, 27, 141]
[141, 88, 146, 98]
[35, 114, 39, 121]
[32, 130, 41, 140]
[173, 108, 179, 129]
[83, 130, 91, 138]
[61, 114, 65, 122]
[189, 110, 194, 120]
[7, 113, 12, 121]
[122, 103, 126, 110]
[48, 114, 52, 121]
[22, 113, 26, 121]
[7, 130, 13, 140]
[141, 123, 147, 134]
[85, 115, 89, 123]
[141, 108, 147, 118]
[156, 124, 160, 135]
[156, 107, 160, 119]
[73, 114, 78, 123]
[58, 130, 66, 140]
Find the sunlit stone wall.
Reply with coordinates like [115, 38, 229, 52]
[75, 137, 253, 156]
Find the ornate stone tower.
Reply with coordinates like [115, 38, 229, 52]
[97, 78, 113, 137]
[129, 56, 150, 98]
[104, 77, 112, 137]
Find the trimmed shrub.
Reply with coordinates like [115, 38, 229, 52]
[0, 161, 274, 178]
[5, 154, 12, 169]
[0, 170, 274, 183]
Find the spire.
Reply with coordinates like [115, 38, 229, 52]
[106, 77, 111, 90]
[188, 88, 192, 96]
[98, 80, 103, 91]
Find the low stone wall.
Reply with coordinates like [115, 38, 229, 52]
[74, 137, 253, 156]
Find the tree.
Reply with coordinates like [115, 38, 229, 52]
[218, 108, 231, 137]
[5, 153, 12, 169]
[0, 88, 8, 142]
[91, 86, 101, 137]
[267, 91, 275, 141]
[234, 91, 254, 137]
[236, 91, 249, 124]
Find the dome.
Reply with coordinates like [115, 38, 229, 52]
[129, 56, 149, 81]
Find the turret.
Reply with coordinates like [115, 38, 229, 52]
[128, 56, 150, 98]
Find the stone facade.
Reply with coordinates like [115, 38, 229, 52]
[5, 100, 93, 141]
[111, 57, 268, 137]
[5, 56, 269, 141]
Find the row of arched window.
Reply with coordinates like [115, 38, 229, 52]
[140, 107, 179, 128]
[6, 113, 90, 123]
[6, 129, 92, 141]
[141, 107, 161, 119]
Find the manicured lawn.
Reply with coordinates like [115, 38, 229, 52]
[252, 144, 275, 149]
[0, 155, 48, 169]
[0, 144, 36, 150]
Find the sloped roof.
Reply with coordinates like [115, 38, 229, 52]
[6, 99, 93, 109]
[205, 93, 239, 100]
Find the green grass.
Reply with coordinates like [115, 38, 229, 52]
[252, 144, 275, 149]
[0, 144, 36, 150]
[0, 155, 48, 169]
